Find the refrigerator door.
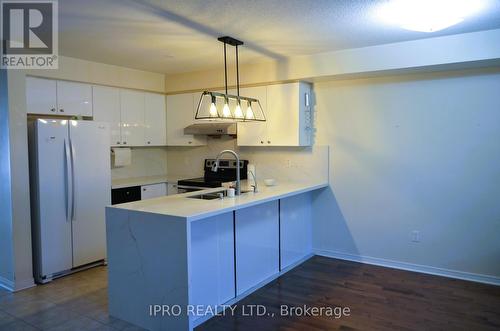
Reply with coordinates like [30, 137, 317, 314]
[34, 119, 73, 277]
[69, 121, 111, 267]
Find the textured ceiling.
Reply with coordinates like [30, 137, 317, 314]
[59, 0, 500, 74]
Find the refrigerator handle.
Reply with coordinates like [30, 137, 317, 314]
[70, 139, 76, 221]
[64, 139, 73, 222]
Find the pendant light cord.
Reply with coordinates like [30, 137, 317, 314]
[236, 45, 240, 98]
[224, 42, 228, 95]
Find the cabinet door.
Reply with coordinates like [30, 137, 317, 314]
[235, 200, 279, 295]
[56, 80, 93, 117]
[141, 183, 167, 200]
[26, 77, 58, 115]
[120, 90, 145, 146]
[280, 194, 313, 270]
[189, 212, 235, 316]
[166, 93, 206, 146]
[167, 183, 178, 195]
[237, 86, 268, 146]
[144, 93, 167, 146]
[266, 83, 299, 146]
[92, 85, 121, 146]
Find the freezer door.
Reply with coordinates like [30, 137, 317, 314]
[34, 119, 73, 277]
[69, 121, 111, 267]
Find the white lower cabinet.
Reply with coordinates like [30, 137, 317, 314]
[140, 183, 167, 200]
[167, 183, 178, 195]
[189, 212, 235, 320]
[279, 193, 313, 270]
[235, 200, 279, 295]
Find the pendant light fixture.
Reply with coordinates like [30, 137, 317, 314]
[195, 36, 266, 122]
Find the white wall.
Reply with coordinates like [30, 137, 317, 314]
[313, 68, 500, 283]
[0, 69, 15, 286]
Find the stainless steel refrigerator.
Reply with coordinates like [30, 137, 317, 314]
[28, 119, 111, 283]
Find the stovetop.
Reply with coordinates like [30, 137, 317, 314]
[177, 177, 224, 188]
[178, 158, 249, 188]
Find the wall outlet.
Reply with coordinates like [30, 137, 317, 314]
[411, 230, 420, 243]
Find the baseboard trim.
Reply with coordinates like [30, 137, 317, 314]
[314, 249, 500, 286]
[0, 275, 36, 292]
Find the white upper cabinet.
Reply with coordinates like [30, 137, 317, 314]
[92, 85, 121, 146]
[56, 81, 93, 117]
[166, 93, 206, 146]
[120, 90, 145, 146]
[237, 82, 312, 147]
[144, 93, 167, 146]
[237, 86, 268, 146]
[26, 77, 58, 115]
[26, 77, 92, 117]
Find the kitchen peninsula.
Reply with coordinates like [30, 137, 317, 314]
[105, 180, 328, 331]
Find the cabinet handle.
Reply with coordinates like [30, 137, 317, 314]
[188, 141, 192, 144]
[143, 188, 146, 191]
[267, 140, 271, 144]
[261, 141, 264, 144]
[59, 109, 64, 113]
[147, 141, 151, 144]
[116, 142, 121, 145]
[123, 141, 127, 145]
[50, 108, 56, 112]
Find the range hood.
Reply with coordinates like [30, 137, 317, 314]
[184, 123, 237, 136]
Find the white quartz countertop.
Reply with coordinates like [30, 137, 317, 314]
[111, 174, 194, 189]
[109, 180, 328, 221]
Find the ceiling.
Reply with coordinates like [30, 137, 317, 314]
[59, 0, 500, 74]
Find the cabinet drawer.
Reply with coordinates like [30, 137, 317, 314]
[141, 183, 167, 200]
[111, 186, 141, 205]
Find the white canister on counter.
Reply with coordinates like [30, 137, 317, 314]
[247, 164, 256, 187]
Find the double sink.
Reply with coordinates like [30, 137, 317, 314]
[187, 188, 253, 200]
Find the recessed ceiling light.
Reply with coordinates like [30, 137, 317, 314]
[376, 0, 487, 33]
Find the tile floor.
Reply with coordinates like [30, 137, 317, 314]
[0, 267, 144, 331]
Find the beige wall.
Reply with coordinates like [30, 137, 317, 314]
[312, 67, 500, 283]
[165, 28, 500, 93]
[27, 56, 165, 93]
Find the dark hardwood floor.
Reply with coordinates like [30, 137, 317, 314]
[197, 256, 500, 331]
[1, 256, 499, 330]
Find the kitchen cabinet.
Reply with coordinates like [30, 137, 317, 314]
[144, 93, 167, 146]
[236, 86, 268, 146]
[279, 193, 313, 270]
[92, 85, 121, 146]
[26, 77, 58, 115]
[237, 82, 312, 146]
[120, 90, 145, 146]
[56, 80, 93, 117]
[166, 93, 206, 146]
[235, 200, 279, 295]
[26, 77, 93, 117]
[141, 183, 167, 200]
[167, 183, 178, 195]
[189, 212, 235, 319]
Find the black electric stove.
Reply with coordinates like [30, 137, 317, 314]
[177, 159, 248, 191]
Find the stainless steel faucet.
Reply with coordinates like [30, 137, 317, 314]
[212, 149, 241, 195]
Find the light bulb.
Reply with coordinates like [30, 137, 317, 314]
[209, 102, 217, 117]
[376, 0, 486, 33]
[235, 103, 244, 118]
[222, 102, 231, 118]
[246, 103, 254, 119]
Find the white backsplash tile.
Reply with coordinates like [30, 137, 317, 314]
[111, 147, 168, 180]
